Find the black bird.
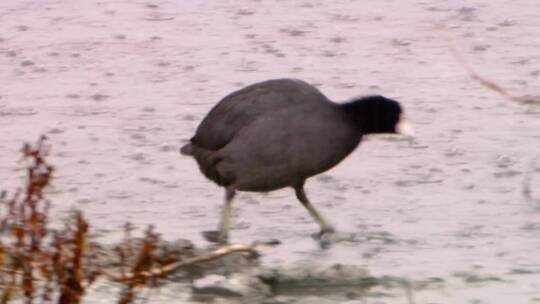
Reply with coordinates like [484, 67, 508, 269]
[181, 78, 413, 243]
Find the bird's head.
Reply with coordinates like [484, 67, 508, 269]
[344, 95, 414, 137]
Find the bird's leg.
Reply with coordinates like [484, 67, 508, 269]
[217, 187, 236, 243]
[294, 183, 335, 237]
[202, 187, 236, 243]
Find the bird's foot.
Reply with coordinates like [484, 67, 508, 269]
[315, 226, 335, 238]
[202, 230, 228, 244]
[312, 226, 336, 249]
[311, 226, 335, 241]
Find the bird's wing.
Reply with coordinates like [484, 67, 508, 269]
[191, 79, 327, 151]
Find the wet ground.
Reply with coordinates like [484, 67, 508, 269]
[1, 0, 540, 303]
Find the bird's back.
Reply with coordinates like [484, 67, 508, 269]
[191, 78, 329, 151]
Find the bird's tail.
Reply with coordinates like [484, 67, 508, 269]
[180, 143, 193, 156]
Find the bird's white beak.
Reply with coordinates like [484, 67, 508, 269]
[396, 119, 415, 137]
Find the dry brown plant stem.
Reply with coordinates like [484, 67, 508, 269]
[1, 136, 261, 304]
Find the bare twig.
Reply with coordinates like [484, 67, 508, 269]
[439, 24, 540, 206]
[439, 24, 540, 106]
[103, 243, 257, 282]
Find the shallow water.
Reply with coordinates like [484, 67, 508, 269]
[1, 0, 540, 303]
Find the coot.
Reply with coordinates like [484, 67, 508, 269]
[181, 78, 412, 243]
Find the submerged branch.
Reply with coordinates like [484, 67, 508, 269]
[103, 243, 257, 282]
